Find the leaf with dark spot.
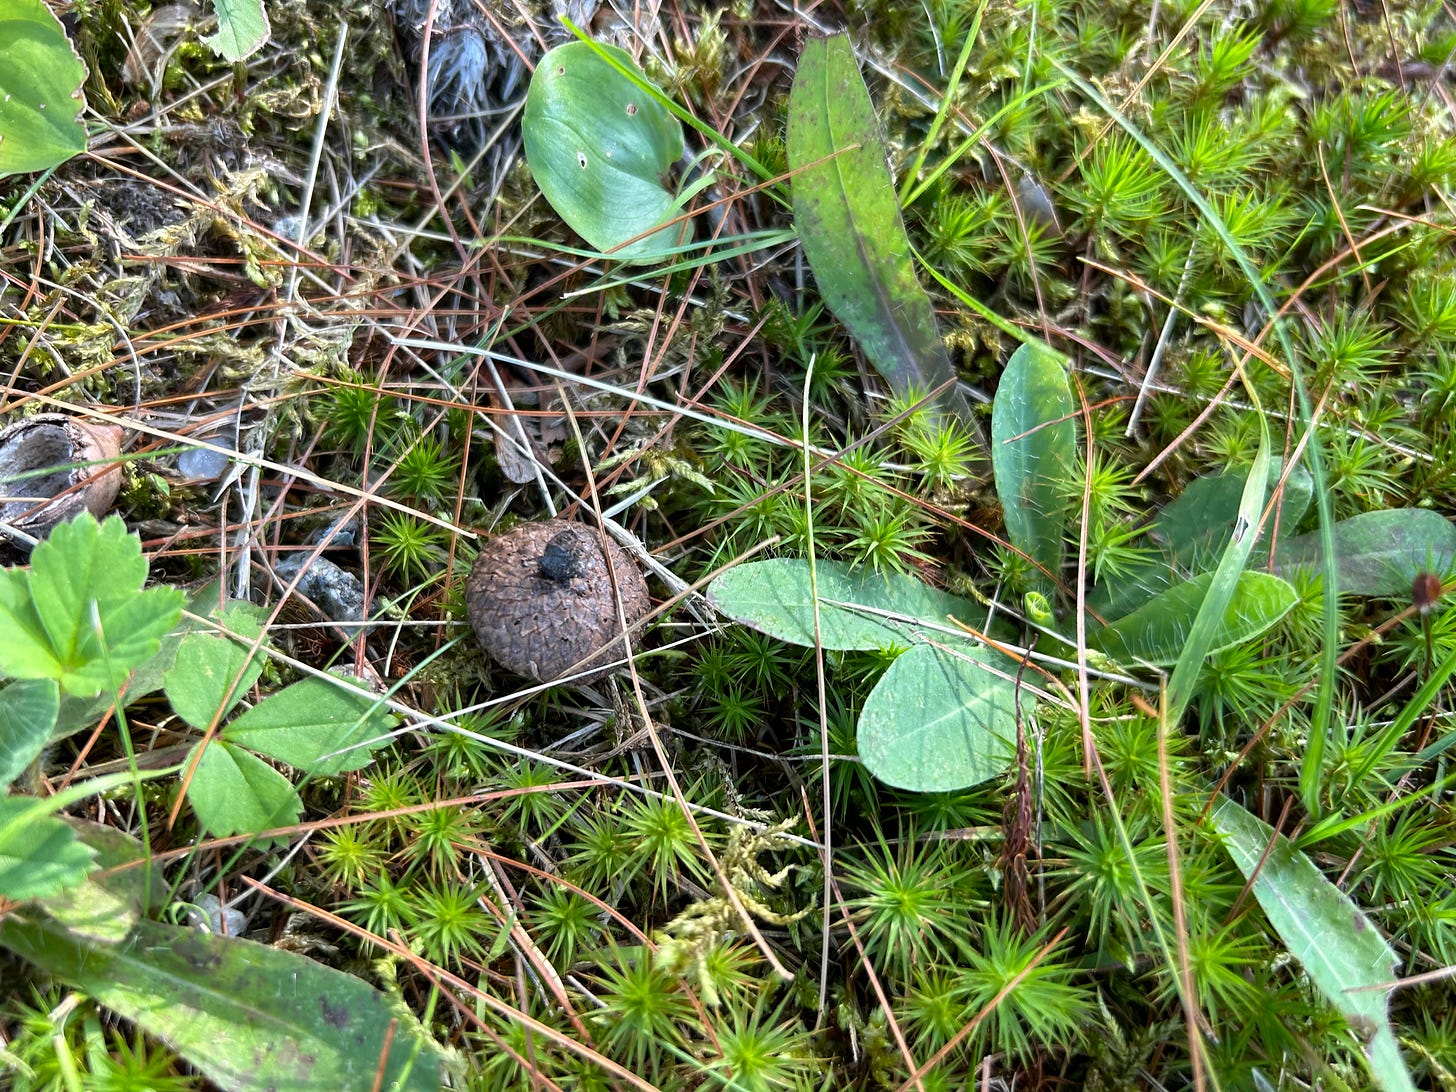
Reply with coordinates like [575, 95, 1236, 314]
[0, 913, 446, 1090]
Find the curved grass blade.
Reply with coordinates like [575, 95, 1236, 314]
[1050, 58, 1337, 812]
[1090, 460, 1314, 621]
[787, 34, 971, 422]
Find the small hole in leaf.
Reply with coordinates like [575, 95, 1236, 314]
[577, 151, 588, 169]
[625, 103, 637, 116]
[556, 65, 566, 75]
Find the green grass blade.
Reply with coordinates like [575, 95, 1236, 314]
[1212, 797, 1415, 1091]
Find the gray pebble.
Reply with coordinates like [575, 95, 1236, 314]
[275, 553, 365, 624]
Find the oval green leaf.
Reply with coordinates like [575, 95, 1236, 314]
[707, 558, 982, 651]
[1271, 508, 1456, 598]
[1091, 460, 1314, 621]
[990, 341, 1076, 594]
[523, 40, 689, 261]
[1088, 571, 1296, 667]
[0, 0, 88, 179]
[857, 643, 1017, 792]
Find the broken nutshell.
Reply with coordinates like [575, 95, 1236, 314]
[0, 413, 125, 547]
[466, 519, 650, 683]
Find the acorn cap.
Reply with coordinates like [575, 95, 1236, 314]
[466, 519, 650, 683]
[0, 414, 125, 546]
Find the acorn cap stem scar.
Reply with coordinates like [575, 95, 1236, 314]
[466, 518, 651, 683]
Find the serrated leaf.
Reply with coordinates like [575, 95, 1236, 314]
[53, 586, 253, 740]
[0, 677, 59, 789]
[185, 740, 301, 838]
[0, 0, 88, 179]
[1087, 571, 1296, 667]
[0, 795, 95, 901]
[225, 675, 393, 776]
[523, 40, 689, 261]
[1212, 798, 1415, 1091]
[857, 643, 1017, 792]
[990, 341, 1076, 593]
[23, 515, 185, 696]
[0, 913, 448, 1091]
[201, 0, 270, 62]
[0, 566, 62, 680]
[707, 558, 982, 651]
[164, 620, 265, 732]
[1271, 508, 1456, 598]
[787, 34, 971, 422]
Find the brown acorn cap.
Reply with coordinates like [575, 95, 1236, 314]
[0, 414, 125, 547]
[466, 519, 650, 683]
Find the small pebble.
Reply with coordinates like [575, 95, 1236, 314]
[185, 892, 248, 936]
[176, 445, 231, 482]
[276, 553, 365, 625]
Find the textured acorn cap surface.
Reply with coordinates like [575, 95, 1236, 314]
[466, 519, 650, 683]
[0, 414, 124, 546]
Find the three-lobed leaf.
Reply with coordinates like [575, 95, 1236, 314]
[10, 515, 185, 697]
